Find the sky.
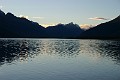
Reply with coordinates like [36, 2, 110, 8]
[0, 0, 120, 28]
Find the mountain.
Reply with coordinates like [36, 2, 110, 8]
[79, 15, 120, 39]
[0, 10, 45, 38]
[0, 10, 84, 38]
[46, 22, 84, 38]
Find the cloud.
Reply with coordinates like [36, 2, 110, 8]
[32, 17, 44, 19]
[19, 15, 29, 19]
[18, 15, 44, 20]
[80, 24, 94, 30]
[89, 17, 108, 20]
[41, 23, 56, 28]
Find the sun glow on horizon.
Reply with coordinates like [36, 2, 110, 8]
[41, 23, 95, 30]
[19, 15, 29, 19]
[41, 24, 57, 28]
[0, 0, 119, 27]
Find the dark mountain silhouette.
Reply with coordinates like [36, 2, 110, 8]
[46, 22, 84, 38]
[0, 10, 84, 38]
[0, 10, 46, 38]
[80, 15, 120, 39]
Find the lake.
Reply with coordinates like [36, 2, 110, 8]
[0, 39, 120, 80]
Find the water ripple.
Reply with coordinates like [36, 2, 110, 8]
[0, 39, 120, 65]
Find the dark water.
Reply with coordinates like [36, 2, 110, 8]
[0, 39, 120, 80]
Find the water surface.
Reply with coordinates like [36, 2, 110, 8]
[0, 39, 120, 80]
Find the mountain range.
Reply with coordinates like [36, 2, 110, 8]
[46, 22, 83, 38]
[0, 10, 83, 38]
[0, 10, 45, 38]
[0, 10, 120, 39]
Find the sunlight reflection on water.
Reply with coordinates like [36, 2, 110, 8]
[0, 39, 120, 80]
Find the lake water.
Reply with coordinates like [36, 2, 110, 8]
[0, 39, 120, 80]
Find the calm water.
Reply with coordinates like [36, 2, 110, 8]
[0, 39, 120, 80]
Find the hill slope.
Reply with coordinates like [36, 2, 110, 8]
[80, 15, 120, 39]
[0, 10, 84, 38]
[0, 10, 46, 38]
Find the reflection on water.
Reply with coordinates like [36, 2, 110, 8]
[91, 40, 120, 64]
[0, 39, 81, 65]
[0, 39, 120, 65]
[0, 39, 120, 80]
[0, 39, 37, 65]
[78, 40, 120, 64]
[41, 40, 80, 57]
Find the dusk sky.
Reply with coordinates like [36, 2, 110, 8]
[0, 0, 120, 28]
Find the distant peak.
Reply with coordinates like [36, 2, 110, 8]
[6, 12, 14, 16]
[0, 9, 5, 15]
[6, 12, 16, 18]
[68, 22, 74, 24]
[66, 22, 80, 28]
[116, 15, 120, 18]
[56, 23, 64, 26]
[114, 15, 120, 21]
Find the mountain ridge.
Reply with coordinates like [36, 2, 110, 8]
[79, 15, 120, 39]
[0, 10, 84, 38]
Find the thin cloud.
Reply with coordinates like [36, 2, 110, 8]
[32, 17, 44, 19]
[41, 23, 56, 28]
[80, 24, 94, 30]
[89, 17, 108, 20]
[19, 15, 29, 19]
